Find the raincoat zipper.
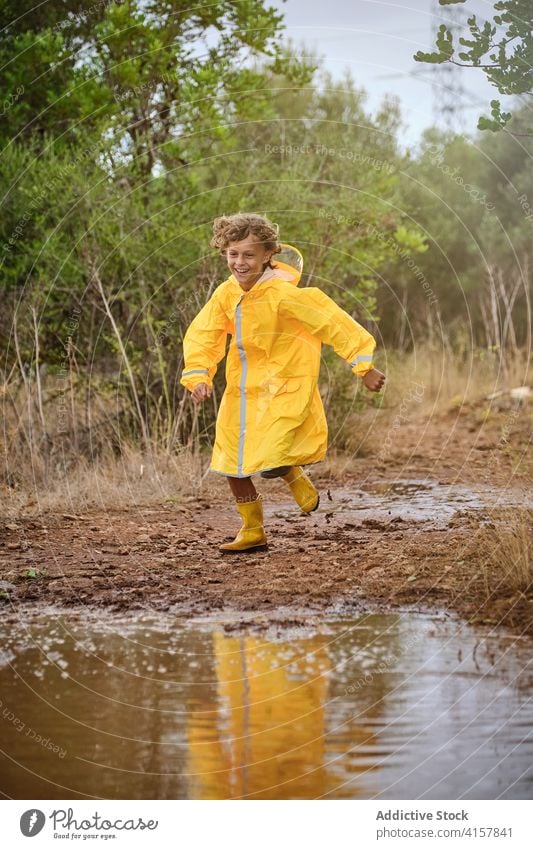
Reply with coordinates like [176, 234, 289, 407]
[235, 293, 247, 476]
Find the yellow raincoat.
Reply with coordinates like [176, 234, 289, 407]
[180, 246, 376, 477]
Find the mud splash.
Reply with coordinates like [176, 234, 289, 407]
[1, 610, 531, 800]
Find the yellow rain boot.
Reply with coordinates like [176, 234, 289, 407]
[282, 466, 320, 513]
[220, 494, 268, 554]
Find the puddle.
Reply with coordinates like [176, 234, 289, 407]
[0, 611, 531, 799]
[275, 479, 533, 528]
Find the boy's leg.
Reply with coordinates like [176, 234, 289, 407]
[221, 475, 266, 553]
[227, 476, 258, 500]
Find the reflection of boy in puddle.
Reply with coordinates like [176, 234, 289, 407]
[186, 633, 377, 799]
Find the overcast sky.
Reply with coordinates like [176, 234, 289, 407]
[272, 0, 523, 147]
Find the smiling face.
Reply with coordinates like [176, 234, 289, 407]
[226, 234, 273, 290]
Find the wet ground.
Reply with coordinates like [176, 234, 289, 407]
[1, 476, 531, 634]
[0, 610, 531, 800]
[296, 478, 525, 528]
[2, 404, 531, 628]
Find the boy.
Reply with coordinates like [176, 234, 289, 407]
[181, 213, 385, 553]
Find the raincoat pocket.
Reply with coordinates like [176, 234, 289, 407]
[261, 377, 305, 398]
[272, 376, 302, 395]
[256, 376, 310, 426]
[257, 376, 301, 405]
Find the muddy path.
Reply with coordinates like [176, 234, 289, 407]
[1, 408, 532, 634]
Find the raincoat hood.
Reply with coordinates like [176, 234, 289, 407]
[272, 243, 304, 287]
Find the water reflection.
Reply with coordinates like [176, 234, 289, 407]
[0, 612, 531, 799]
[188, 632, 349, 798]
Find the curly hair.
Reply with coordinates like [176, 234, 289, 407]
[210, 213, 282, 268]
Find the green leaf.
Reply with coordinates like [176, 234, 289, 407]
[394, 225, 428, 253]
[477, 116, 502, 132]
[436, 24, 454, 58]
[413, 50, 449, 64]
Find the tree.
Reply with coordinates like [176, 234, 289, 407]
[395, 112, 532, 352]
[413, 0, 533, 134]
[0, 0, 313, 162]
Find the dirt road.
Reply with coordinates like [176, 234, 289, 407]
[1, 404, 531, 633]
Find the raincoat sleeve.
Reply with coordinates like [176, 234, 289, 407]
[180, 290, 230, 391]
[279, 286, 376, 377]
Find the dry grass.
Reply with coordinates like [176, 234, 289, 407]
[378, 342, 530, 413]
[477, 508, 533, 599]
[329, 343, 530, 459]
[1, 370, 216, 516]
[0, 444, 215, 518]
[1, 345, 530, 516]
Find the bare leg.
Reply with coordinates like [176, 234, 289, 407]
[227, 476, 258, 501]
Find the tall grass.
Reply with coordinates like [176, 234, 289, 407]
[478, 508, 533, 599]
[1, 344, 530, 515]
[325, 342, 530, 459]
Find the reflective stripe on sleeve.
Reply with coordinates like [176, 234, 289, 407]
[350, 355, 373, 368]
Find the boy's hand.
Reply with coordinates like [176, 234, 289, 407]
[362, 368, 385, 392]
[191, 382, 212, 403]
